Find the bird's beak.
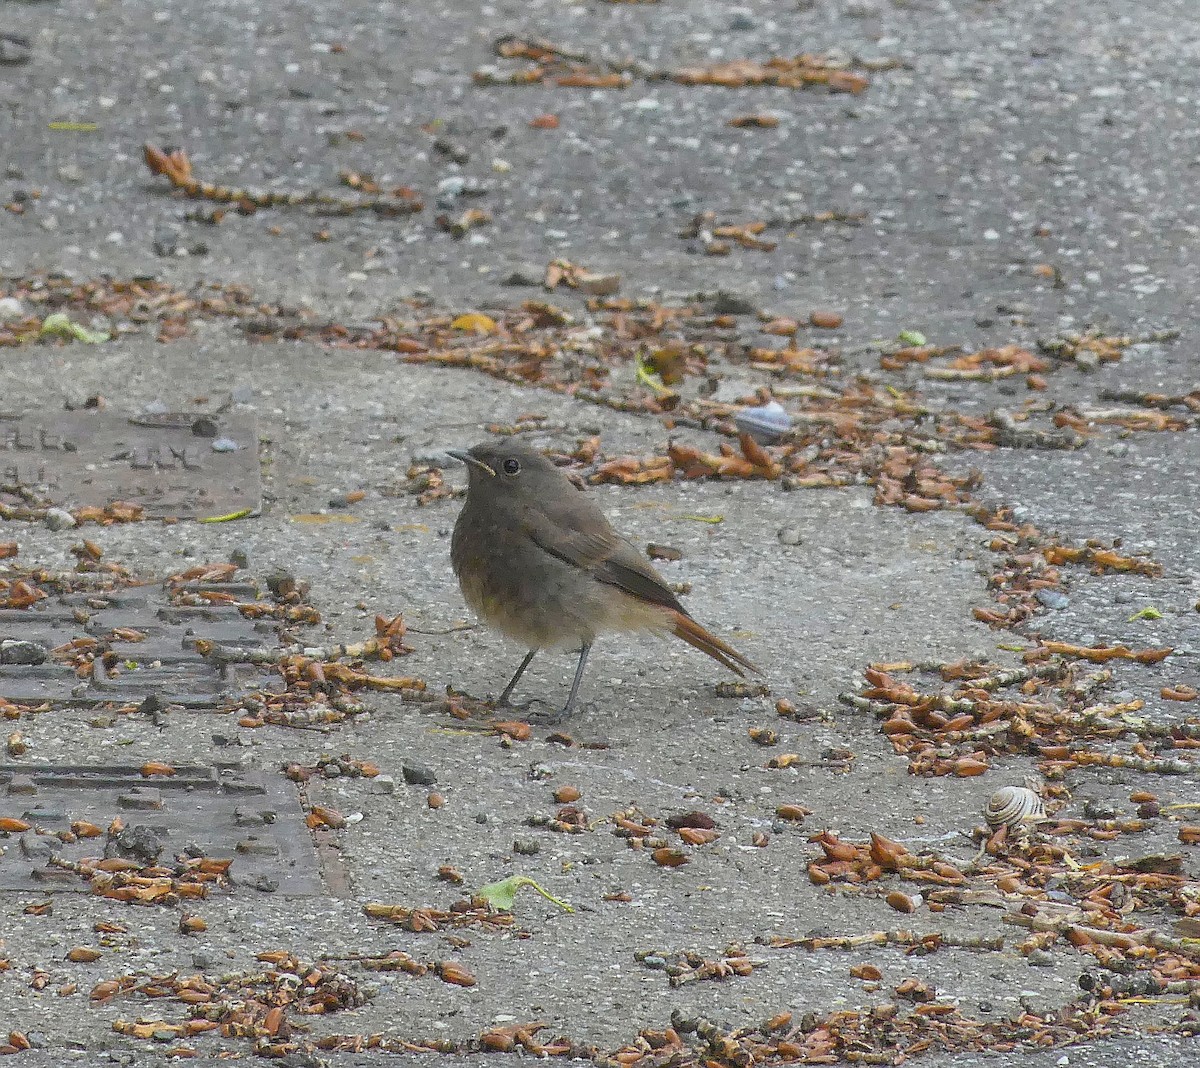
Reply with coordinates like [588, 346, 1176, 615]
[447, 449, 496, 477]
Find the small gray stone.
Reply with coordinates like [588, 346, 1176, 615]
[576, 272, 621, 296]
[211, 437, 239, 452]
[231, 384, 255, 404]
[0, 296, 25, 321]
[513, 838, 540, 855]
[245, 873, 280, 892]
[1083, 798, 1119, 820]
[502, 265, 542, 287]
[777, 527, 804, 547]
[728, 13, 755, 31]
[0, 33, 32, 66]
[229, 545, 250, 569]
[20, 834, 54, 859]
[108, 824, 164, 862]
[0, 639, 48, 665]
[402, 763, 437, 786]
[1035, 589, 1070, 610]
[369, 774, 396, 795]
[432, 137, 469, 164]
[1113, 590, 1135, 604]
[153, 228, 179, 257]
[711, 290, 757, 316]
[435, 175, 487, 209]
[44, 507, 77, 531]
[265, 568, 297, 598]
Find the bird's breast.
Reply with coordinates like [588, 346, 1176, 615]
[451, 507, 668, 648]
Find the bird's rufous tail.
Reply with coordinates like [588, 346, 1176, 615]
[670, 610, 759, 677]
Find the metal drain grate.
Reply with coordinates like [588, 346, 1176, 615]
[0, 580, 274, 707]
[0, 409, 261, 519]
[0, 764, 324, 896]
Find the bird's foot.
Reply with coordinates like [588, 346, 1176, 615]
[522, 699, 570, 725]
[494, 695, 540, 714]
[524, 699, 600, 725]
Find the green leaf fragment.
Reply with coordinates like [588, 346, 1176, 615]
[897, 329, 927, 347]
[40, 313, 110, 344]
[198, 508, 255, 524]
[1127, 607, 1163, 622]
[477, 875, 573, 913]
[634, 352, 672, 396]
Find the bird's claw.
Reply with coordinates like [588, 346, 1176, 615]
[523, 699, 570, 725]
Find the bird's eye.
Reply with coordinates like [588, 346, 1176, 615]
[502, 458, 521, 475]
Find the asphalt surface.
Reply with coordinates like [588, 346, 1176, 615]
[1, 0, 1198, 1065]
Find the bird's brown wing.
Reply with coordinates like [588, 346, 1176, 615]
[520, 505, 685, 614]
[521, 497, 759, 677]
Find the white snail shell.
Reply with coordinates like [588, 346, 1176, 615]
[984, 785, 1047, 829]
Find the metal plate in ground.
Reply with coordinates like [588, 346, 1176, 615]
[0, 579, 273, 707]
[0, 764, 324, 896]
[0, 410, 261, 519]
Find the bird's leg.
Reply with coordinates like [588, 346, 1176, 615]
[534, 642, 591, 723]
[496, 649, 538, 707]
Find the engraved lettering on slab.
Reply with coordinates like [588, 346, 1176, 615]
[0, 411, 260, 518]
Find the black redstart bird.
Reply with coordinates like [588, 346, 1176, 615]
[448, 440, 757, 719]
